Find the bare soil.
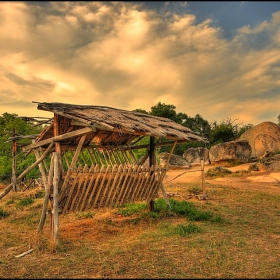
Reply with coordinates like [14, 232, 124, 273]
[163, 163, 280, 195]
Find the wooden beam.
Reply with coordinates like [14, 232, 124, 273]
[22, 127, 93, 151]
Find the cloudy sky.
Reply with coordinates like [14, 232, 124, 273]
[1, 1, 280, 126]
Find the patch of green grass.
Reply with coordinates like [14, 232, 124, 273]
[6, 199, 15, 205]
[17, 197, 34, 207]
[173, 223, 202, 236]
[0, 208, 9, 219]
[116, 202, 147, 216]
[76, 211, 94, 219]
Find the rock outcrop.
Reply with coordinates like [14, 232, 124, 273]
[209, 140, 252, 163]
[257, 154, 280, 172]
[159, 152, 190, 169]
[183, 147, 210, 166]
[238, 121, 280, 158]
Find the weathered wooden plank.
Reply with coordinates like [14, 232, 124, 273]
[22, 127, 92, 151]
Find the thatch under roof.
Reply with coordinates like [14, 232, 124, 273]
[34, 102, 205, 145]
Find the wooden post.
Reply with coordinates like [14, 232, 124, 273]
[148, 136, 156, 211]
[33, 147, 48, 190]
[52, 152, 60, 248]
[198, 148, 206, 198]
[38, 153, 54, 232]
[53, 113, 63, 179]
[12, 128, 17, 191]
[52, 113, 62, 248]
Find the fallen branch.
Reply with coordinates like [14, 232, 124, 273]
[15, 248, 34, 258]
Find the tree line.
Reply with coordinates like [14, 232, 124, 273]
[1, 102, 277, 182]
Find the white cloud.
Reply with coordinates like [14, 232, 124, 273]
[0, 2, 279, 125]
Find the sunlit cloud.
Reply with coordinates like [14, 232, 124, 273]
[0, 2, 279, 125]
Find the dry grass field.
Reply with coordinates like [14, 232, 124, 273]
[1, 164, 280, 279]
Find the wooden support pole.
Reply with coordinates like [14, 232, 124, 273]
[148, 136, 156, 211]
[198, 148, 206, 197]
[12, 128, 17, 191]
[54, 113, 63, 179]
[52, 152, 60, 248]
[38, 153, 54, 232]
[33, 147, 48, 190]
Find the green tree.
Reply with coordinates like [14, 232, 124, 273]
[0, 113, 42, 182]
[134, 102, 209, 156]
[209, 118, 253, 145]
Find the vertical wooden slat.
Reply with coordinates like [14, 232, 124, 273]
[80, 164, 99, 211]
[76, 164, 95, 212]
[110, 165, 126, 207]
[98, 165, 114, 208]
[114, 165, 131, 206]
[69, 165, 88, 212]
[93, 165, 110, 208]
[136, 166, 148, 200]
[145, 166, 158, 202]
[130, 165, 145, 201]
[62, 164, 83, 214]
[104, 165, 119, 206]
[85, 165, 105, 210]
[119, 165, 137, 205]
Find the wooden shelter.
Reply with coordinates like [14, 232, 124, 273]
[1, 101, 205, 246]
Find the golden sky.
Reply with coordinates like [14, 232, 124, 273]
[1, 1, 280, 125]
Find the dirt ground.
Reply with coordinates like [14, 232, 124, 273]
[163, 163, 280, 195]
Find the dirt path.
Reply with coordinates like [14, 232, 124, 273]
[164, 163, 280, 195]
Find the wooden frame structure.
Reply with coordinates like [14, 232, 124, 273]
[1, 102, 205, 246]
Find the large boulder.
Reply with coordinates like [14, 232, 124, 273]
[209, 140, 252, 163]
[159, 152, 190, 169]
[183, 147, 210, 166]
[238, 121, 280, 159]
[258, 154, 280, 171]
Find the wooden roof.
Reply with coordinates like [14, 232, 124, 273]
[21, 102, 206, 151]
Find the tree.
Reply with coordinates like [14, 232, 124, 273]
[209, 118, 253, 145]
[0, 113, 42, 182]
[134, 102, 210, 156]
